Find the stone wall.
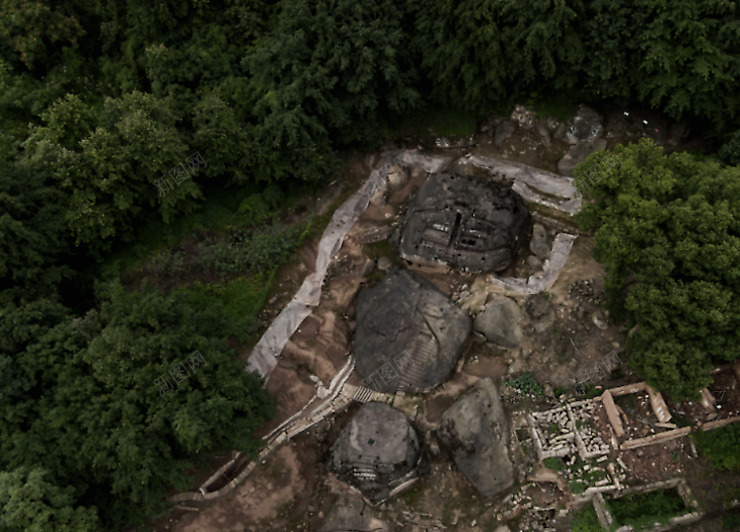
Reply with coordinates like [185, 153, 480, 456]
[700, 414, 740, 431]
[620, 427, 691, 451]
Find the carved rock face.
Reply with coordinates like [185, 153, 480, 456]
[399, 173, 531, 272]
[354, 268, 471, 393]
[327, 402, 423, 502]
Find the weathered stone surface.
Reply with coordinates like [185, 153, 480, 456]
[361, 258, 375, 277]
[511, 104, 536, 129]
[437, 378, 514, 497]
[524, 293, 553, 322]
[495, 120, 518, 146]
[474, 297, 523, 348]
[557, 138, 607, 177]
[529, 223, 550, 259]
[327, 402, 424, 502]
[564, 105, 604, 144]
[370, 187, 386, 207]
[354, 269, 471, 393]
[399, 173, 531, 272]
[317, 493, 394, 532]
[526, 255, 543, 269]
[387, 167, 408, 190]
[377, 256, 392, 272]
[536, 122, 552, 147]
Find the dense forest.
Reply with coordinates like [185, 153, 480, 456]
[1, 0, 738, 529]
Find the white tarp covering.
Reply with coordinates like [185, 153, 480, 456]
[465, 154, 582, 215]
[487, 233, 578, 294]
[246, 155, 393, 377]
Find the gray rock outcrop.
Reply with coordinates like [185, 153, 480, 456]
[529, 223, 551, 260]
[317, 494, 393, 532]
[473, 297, 523, 348]
[437, 378, 514, 497]
[495, 120, 517, 146]
[564, 105, 604, 144]
[399, 173, 531, 272]
[557, 138, 607, 177]
[354, 268, 471, 393]
[327, 402, 424, 502]
[525, 293, 553, 322]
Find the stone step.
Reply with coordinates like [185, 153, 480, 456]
[352, 465, 377, 481]
[398, 336, 437, 391]
[353, 386, 376, 403]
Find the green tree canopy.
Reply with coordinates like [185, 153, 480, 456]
[576, 139, 740, 398]
[1, 282, 274, 528]
[245, 0, 420, 182]
[0, 466, 99, 532]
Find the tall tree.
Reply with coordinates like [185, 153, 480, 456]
[246, 0, 419, 182]
[633, 0, 739, 127]
[2, 281, 274, 528]
[0, 467, 99, 532]
[411, 0, 509, 110]
[576, 140, 740, 398]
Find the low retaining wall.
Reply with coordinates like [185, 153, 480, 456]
[700, 415, 740, 431]
[620, 427, 691, 451]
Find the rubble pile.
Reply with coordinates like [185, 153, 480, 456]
[569, 400, 612, 457]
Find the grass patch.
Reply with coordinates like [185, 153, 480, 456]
[100, 181, 314, 281]
[692, 423, 740, 472]
[504, 372, 544, 397]
[721, 486, 740, 508]
[606, 488, 688, 531]
[364, 239, 401, 263]
[571, 504, 604, 531]
[525, 90, 581, 122]
[544, 457, 567, 471]
[398, 478, 427, 508]
[578, 383, 604, 399]
[570, 481, 588, 495]
[614, 393, 637, 411]
[723, 512, 740, 530]
[180, 276, 273, 344]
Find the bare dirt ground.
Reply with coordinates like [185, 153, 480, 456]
[150, 109, 729, 532]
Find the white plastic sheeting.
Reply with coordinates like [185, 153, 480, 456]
[487, 233, 578, 294]
[247, 155, 394, 378]
[465, 154, 582, 215]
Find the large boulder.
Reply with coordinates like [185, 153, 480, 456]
[317, 494, 393, 532]
[354, 268, 471, 393]
[327, 402, 424, 502]
[473, 297, 523, 348]
[564, 105, 604, 144]
[399, 173, 531, 272]
[437, 378, 514, 497]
